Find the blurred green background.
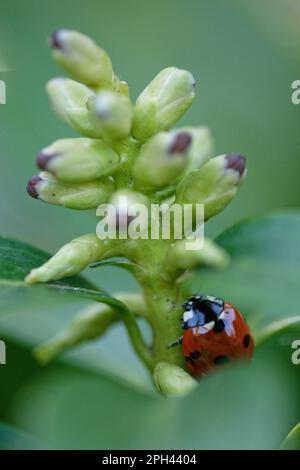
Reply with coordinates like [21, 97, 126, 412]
[0, 0, 300, 449]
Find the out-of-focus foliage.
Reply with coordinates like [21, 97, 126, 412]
[244, 0, 300, 63]
[281, 422, 300, 450]
[0, 422, 38, 450]
[7, 353, 298, 449]
[191, 211, 300, 333]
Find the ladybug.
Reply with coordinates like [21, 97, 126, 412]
[170, 294, 254, 377]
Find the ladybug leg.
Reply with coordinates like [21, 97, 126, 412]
[167, 336, 183, 349]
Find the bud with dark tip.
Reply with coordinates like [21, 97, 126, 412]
[46, 78, 101, 137]
[50, 29, 114, 88]
[37, 138, 120, 183]
[97, 189, 149, 239]
[26, 171, 114, 210]
[133, 130, 193, 190]
[86, 90, 133, 141]
[180, 126, 214, 171]
[168, 133, 192, 154]
[26, 174, 41, 199]
[132, 67, 195, 140]
[225, 153, 246, 176]
[175, 153, 246, 221]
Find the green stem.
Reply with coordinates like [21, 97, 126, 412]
[118, 304, 155, 371]
[141, 281, 187, 369]
[113, 137, 141, 188]
[127, 239, 190, 370]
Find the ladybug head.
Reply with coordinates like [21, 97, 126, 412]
[181, 294, 225, 330]
[182, 294, 203, 311]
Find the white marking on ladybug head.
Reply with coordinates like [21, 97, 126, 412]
[197, 326, 209, 334]
[204, 321, 215, 330]
[206, 295, 216, 302]
[196, 322, 215, 335]
[183, 310, 194, 323]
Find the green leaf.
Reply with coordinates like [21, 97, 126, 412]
[0, 235, 126, 311]
[0, 236, 153, 377]
[8, 350, 297, 449]
[255, 316, 300, 346]
[281, 422, 300, 450]
[0, 422, 39, 450]
[191, 211, 300, 341]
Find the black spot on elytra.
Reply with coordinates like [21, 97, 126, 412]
[214, 319, 225, 333]
[243, 334, 251, 348]
[185, 356, 196, 366]
[213, 355, 229, 365]
[190, 350, 201, 360]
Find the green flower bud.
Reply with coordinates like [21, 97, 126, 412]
[132, 67, 195, 140]
[87, 90, 133, 141]
[46, 78, 101, 137]
[175, 153, 247, 221]
[110, 188, 149, 209]
[98, 189, 149, 239]
[34, 292, 147, 364]
[26, 171, 114, 210]
[153, 362, 198, 396]
[37, 138, 120, 183]
[133, 130, 193, 190]
[34, 303, 117, 364]
[181, 126, 214, 171]
[26, 234, 108, 284]
[50, 29, 114, 88]
[114, 79, 130, 96]
[167, 238, 230, 271]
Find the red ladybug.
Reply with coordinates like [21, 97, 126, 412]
[170, 294, 254, 378]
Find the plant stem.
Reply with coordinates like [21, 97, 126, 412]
[118, 304, 155, 371]
[127, 239, 190, 371]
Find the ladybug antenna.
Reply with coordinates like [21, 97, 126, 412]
[167, 336, 183, 349]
